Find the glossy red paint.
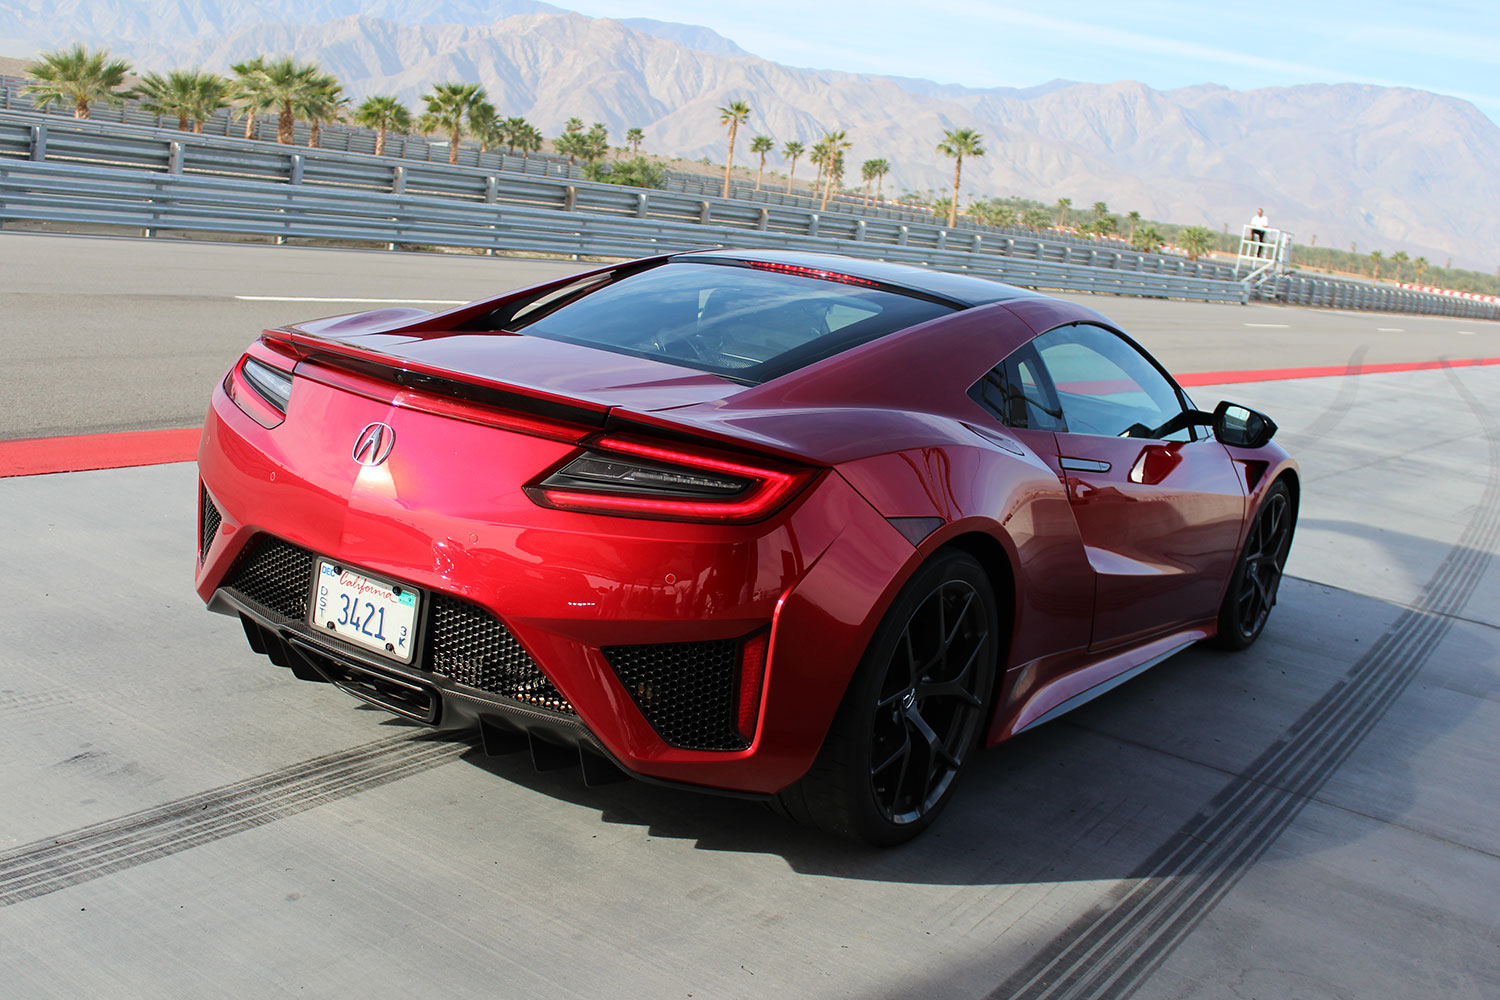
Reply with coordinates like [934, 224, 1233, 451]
[197, 249, 1297, 799]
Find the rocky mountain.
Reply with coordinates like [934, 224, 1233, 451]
[3, 2, 1495, 269]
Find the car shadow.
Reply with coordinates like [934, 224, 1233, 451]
[439, 572, 1491, 886]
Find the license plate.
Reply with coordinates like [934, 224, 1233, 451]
[310, 561, 420, 663]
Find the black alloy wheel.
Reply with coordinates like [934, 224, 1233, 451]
[776, 550, 999, 844]
[1215, 480, 1295, 649]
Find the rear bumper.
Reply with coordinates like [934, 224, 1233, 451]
[196, 377, 920, 794]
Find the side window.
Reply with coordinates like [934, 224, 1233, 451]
[968, 344, 1066, 431]
[1033, 324, 1190, 439]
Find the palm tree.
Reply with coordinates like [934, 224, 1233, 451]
[809, 137, 830, 196]
[822, 149, 849, 211]
[1178, 225, 1216, 261]
[718, 100, 752, 197]
[1391, 250, 1409, 282]
[134, 69, 232, 132]
[580, 123, 610, 164]
[419, 81, 488, 165]
[1415, 256, 1429, 283]
[1126, 210, 1141, 241]
[469, 99, 499, 152]
[1054, 197, 1072, 228]
[864, 158, 890, 204]
[625, 127, 644, 154]
[515, 124, 544, 158]
[1022, 207, 1050, 230]
[253, 58, 326, 145]
[750, 135, 774, 191]
[554, 117, 585, 164]
[819, 130, 852, 210]
[23, 44, 130, 120]
[354, 96, 411, 156]
[1369, 250, 1383, 280]
[1092, 201, 1109, 221]
[302, 73, 346, 148]
[782, 140, 804, 194]
[1132, 224, 1163, 252]
[501, 116, 529, 154]
[230, 56, 267, 139]
[936, 127, 984, 228]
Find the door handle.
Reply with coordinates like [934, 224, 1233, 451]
[1059, 457, 1111, 473]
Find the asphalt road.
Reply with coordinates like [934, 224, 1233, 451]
[1, 231, 1495, 439]
[1, 231, 1497, 999]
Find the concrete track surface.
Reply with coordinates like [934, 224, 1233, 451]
[1, 233, 1498, 998]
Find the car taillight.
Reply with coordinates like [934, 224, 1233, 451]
[225, 354, 294, 427]
[526, 433, 815, 523]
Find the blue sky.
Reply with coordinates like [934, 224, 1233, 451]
[555, 1, 1500, 122]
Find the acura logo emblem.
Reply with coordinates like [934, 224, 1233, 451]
[352, 422, 395, 466]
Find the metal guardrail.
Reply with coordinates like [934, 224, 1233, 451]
[0, 108, 1494, 319]
[0, 159, 1250, 302]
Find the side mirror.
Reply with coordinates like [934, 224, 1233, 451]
[1213, 401, 1277, 448]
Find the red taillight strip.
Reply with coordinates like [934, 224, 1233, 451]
[529, 433, 815, 523]
[593, 434, 794, 484]
[744, 260, 880, 287]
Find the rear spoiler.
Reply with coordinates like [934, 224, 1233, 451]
[262, 327, 612, 431]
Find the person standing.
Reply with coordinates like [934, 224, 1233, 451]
[1250, 208, 1269, 258]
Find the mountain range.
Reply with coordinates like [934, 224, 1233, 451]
[2, 1, 1496, 270]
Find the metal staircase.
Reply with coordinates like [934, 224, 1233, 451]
[1236, 224, 1293, 299]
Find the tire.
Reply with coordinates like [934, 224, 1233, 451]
[1213, 479, 1295, 650]
[775, 550, 999, 845]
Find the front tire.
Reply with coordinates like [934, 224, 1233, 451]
[1214, 479, 1295, 650]
[776, 550, 999, 845]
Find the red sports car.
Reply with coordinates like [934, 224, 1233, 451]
[196, 249, 1296, 843]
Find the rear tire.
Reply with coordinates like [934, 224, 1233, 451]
[1213, 480, 1295, 650]
[776, 550, 999, 845]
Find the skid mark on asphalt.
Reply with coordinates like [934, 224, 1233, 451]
[992, 363, 1500, 1000]
[0, 732, 470, 907]
[1282, 344, 1369, 448]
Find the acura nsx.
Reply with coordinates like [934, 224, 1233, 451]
[196, 249, 1297, 843]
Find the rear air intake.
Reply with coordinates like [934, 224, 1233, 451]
[603, 637, 761, 752]
[200, 487, 222, 560]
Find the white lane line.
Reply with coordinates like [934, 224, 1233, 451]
[1244, 323, 1290, 328]
[1457, 330, 1477, 336]
[233, 295, 467, 304]
[1377, 327, 1405, 332]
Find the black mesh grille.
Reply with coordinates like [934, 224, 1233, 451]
[603, 639, 746, 751]
[224, 538, 315, 622]
[223, 536, 572, 715]
[423, 594, 573, 714]
[200, 488, 222, 560]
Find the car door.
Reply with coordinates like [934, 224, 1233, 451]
[1030, 323, 1246, 650]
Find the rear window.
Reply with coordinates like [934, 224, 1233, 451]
[501, 261, 957, 383]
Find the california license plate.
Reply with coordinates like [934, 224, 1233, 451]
[310, 561, 420, 663]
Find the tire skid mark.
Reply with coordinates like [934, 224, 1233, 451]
[993, 364, 1500, 1000]
[0, 732, 470, 907]
[0, 689, 78, 717]
[1285, 344, 1368, 447]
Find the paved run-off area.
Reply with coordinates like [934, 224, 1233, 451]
[0, 233, 1497, 998]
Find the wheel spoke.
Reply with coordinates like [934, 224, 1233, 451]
[916, 640, 984, 706]
[870, 732, 912, 778]
[939, 590, 975, 654]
